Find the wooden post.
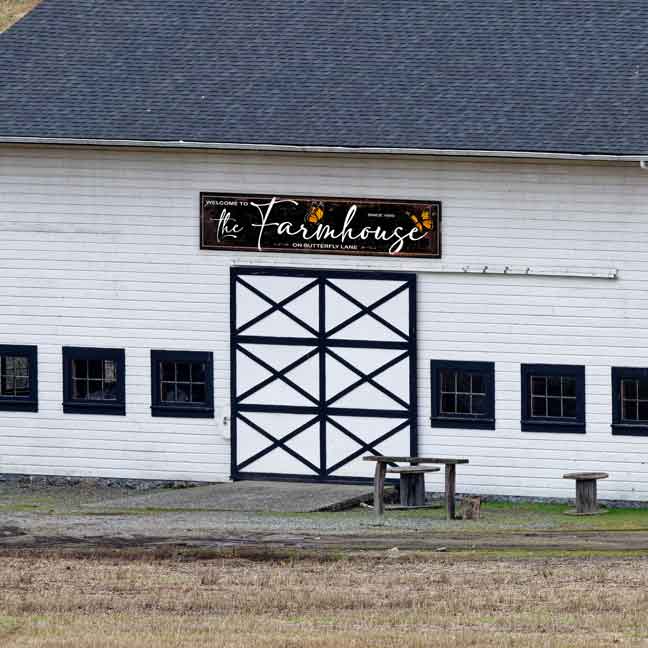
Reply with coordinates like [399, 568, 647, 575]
[400, 473, 426, 506]
[576, 478, 597, 514]
[373, 461, 386, 522]
[562, 472, 608, 515]
[445, 464, 456, 520]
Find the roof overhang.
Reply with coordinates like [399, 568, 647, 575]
[0, 136, 645, 162]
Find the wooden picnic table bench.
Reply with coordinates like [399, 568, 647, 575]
[363, 456, 469, 520]
[386, 466, 440, 507]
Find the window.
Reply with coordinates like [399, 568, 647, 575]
[63, 347, 125, 415]
[521, 364, 585, 433]
[150, 350, 214, 417]
[611, 367, 648, 436]
[0, 345, 38, 412]
[430, 360, 495, 429]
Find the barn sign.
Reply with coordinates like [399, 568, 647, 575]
[200, 193, 441, 258]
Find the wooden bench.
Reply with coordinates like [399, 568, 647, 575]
[563, 472, 609, 514]
[363, 456, 469, 520]
[386, 466, 440, 506]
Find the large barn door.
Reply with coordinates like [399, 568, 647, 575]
[230, 267, 417, 482]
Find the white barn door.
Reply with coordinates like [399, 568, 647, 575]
[231, 267, 417, 482]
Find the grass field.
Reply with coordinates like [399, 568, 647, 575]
[6, 483, 648, 646]
[0, 0, 39, 32]
[1, 550, 648, 647]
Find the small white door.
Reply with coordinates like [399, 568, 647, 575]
[231, 267, 417, 481]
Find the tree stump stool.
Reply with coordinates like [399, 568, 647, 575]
[562, 472, 609, 514]
[461, 496, 481, 520]
[386, 466, 440, 507]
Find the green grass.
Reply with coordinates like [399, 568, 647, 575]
[259, 500, 648, 532]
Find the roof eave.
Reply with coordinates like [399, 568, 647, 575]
[0, 136, 645, 162]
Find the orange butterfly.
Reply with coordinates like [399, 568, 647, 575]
[306, 202, 325, 225]
[410, 209, 434, 233]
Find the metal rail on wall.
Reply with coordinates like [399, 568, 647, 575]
[230, 259, 619, 280]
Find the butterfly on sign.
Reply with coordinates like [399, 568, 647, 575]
[409, 208, 434, 236]
[305, 201, 325, 225]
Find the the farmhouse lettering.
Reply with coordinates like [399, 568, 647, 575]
[200, 193, 441, 257]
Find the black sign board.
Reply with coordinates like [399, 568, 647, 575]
[200, 193, 441, 258]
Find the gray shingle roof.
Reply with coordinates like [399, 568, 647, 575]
[1, 0, 647, 155]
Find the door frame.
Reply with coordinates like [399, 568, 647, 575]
[229, 265, 418, 483]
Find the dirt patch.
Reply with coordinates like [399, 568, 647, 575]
[4, 524, 648, 560]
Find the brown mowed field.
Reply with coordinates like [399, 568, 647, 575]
[0, 0, 39, 32]
[1, 552, 648, 647]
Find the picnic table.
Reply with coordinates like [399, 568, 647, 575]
[363, 456, 469, 520]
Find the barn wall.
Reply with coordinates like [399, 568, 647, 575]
[0, 144, 647, 500]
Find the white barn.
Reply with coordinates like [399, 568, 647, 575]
[1, 1, 648, 502]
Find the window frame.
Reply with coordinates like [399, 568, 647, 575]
[0, 344, 38, 412]
[520, 363, 585, 433]
[150, 350, 214, 418]
[430, 360, 495, 430]
[62, 347, 126, 415]
[611, 367, 648, 436]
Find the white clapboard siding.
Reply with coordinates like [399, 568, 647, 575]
[3, 144, 648, 498]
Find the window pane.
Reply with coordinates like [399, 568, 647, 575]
[1, 354, 30, 396]
[192, 362, 206, 383]
[562, 377, 576, 398]
[73, 380, 88, 399]
[531, 397, 546, 417]
[161, 362, 175, 382]
[531, 377, 545, 396]
[638, 401, 648, 422]
[73, 360, 87, 379]
[71, 357, 120, 401]
[563, 398, 577, 418]
[622, 379, 637, 400]
[440, 369, 454, 392]
[441, 393, 455, 414]
[175, 384, 191, 402]
[3, 356, 15, 373]
[14, 375, 29, 395]
[87, 380, 104, 400]
[12, 356, 29, 377]
[88, 359, 103, 379]
[623, 400, 638, 421]
[471, 394, 485, 415]
[154, 353, 212, 414]
[191, 383, 206, 403]
[104, 360, 117, 382]
[471, 374, 484, 394]
[457, 372, 471, 393]
[1, 375, 15, 394]
[547, 376, 561, 397]
[456, 394, 470, 414]
[161, 383, 176, 402]
[176, 363, 191, 382]
[638, 379, 648, 401]
[547, 397, 562, 418]
[103, 382, 117, 400]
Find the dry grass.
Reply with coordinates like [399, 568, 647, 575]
[1, 553, 648, 647]
[0, 0, 40, 32]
